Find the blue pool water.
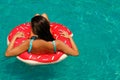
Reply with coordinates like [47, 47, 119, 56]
[0, 0, 120, 80]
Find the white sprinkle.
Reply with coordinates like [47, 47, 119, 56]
[56, 36, 58, 39]
[20, 26, 25, 30]
[50, 24, 53, 26]
[37, 56, 41, 59]
[57, 52, 60, 54]
[54, 26, 58, 29]
[52, 56, 54, 60]
[29, 55, 32, 59]
[59, 29, 62, 32]
[25, 27, 29, 29]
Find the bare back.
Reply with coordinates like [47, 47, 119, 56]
[30, 39, 54, 54]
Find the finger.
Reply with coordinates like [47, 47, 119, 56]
[60, 34, 65, 37]
[60, 32, 64, 34]
[19, 32, 24, 36]
[60, 33, 66, 36]
[59, 30, 67, 34]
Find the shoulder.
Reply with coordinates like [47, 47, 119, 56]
[55, 40, 63, 45]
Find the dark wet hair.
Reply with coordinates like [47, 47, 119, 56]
[31, 15, 54, 41]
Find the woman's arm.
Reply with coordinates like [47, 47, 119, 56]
[56, 31, 79, 56]
[5, 32, 29, 57]
[41, 13, 49, 21]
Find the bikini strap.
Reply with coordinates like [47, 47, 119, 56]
[28, 39, 34, 53]
[28, 36, 37, 53]
[52, 41, 57, 53]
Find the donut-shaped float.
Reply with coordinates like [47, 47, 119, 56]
[7, 22, 73, 65]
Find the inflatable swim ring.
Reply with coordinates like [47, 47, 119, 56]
[7, 22, 73, 65]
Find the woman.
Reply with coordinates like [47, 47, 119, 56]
[5, 14, 79, 57]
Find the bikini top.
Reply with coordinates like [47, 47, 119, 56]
[28, 36, 56, 53]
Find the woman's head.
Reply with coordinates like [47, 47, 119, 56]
[31, 15, 54, 41]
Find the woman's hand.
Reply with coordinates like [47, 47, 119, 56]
[60, 31, 71, 38]
[14, 32, 24, 39]
[5, 32, 28, 57]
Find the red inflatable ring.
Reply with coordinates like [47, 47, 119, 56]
[7, 22, 73, 65]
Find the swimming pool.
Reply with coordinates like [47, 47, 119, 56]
[0, 0, 120, 80]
